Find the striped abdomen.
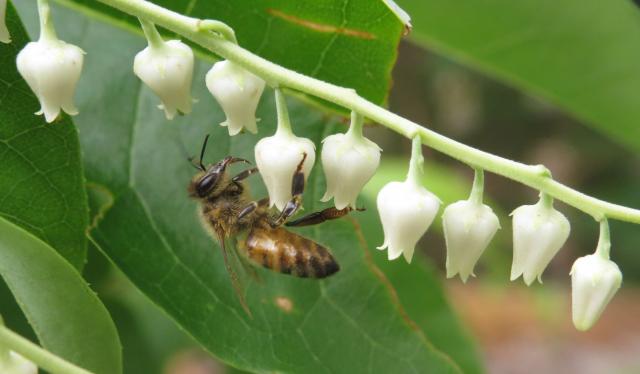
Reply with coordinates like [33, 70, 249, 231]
[241, 227, 339, 278]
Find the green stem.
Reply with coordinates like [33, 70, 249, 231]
[37, 0, 58, 41]
[469, 168, 484, 205]
[406, 135, 424, 185]
[138, 17, 164, 49]
[345, 111, 364, 139]
[0, 325, 92, 374]
[198, 19, 238, 44]
[91, 0, 640, 224]
[538, 192, 554, 210]
[595, 218, 611, 259]
[274, 88, 293, 136]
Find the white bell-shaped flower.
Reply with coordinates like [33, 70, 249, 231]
[442, 170, 500, 282]
[0, 351, 37, 374]
[206, 59, 265, 136]
[571, 220, 622, 331]
[16, 9, 84, 123]
[1, 0, 10, 44]
[255, 89, 315, 211]
[511, 194, 570, 285]
[321, 112, 381, 210]
[377, 136, 440, 263]
[133, 20, 194, 120]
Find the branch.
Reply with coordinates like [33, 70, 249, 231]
[94, 0, 640, 224]
[0, 324, 92, 374]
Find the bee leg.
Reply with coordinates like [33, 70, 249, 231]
[270, 154, 307, 227]
[285, 207, 364, 227]
[232, 167, 259, 183]
[238, 197, 269, 220]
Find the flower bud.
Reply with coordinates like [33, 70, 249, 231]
[133, 39, 194, 120]
[255, 90, 315, 211]
[206, 60, 265, 136]
[0, 351, 37, 374]
[571, 220, 622, 331]
[377, 136, 440, 263]
[321, 113, 381, 209]
[16, 38, 84, 123]
[570, 254, 622, 331]
[377, 181, 440, 263]
[1, 0, 10, 44]
[511, 195, 570, 285]
[443, 200, 500, 283]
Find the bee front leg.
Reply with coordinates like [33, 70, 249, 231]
[232, 167, 259, 183]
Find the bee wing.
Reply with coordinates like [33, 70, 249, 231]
[216, 234, 252, 317]
[228, 237, 263, 284]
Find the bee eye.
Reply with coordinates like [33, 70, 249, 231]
[196, 173, 218, 197]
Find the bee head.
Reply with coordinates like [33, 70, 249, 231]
[188, 136, 250, 199]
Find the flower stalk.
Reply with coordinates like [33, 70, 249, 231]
[595, 218, 611, 259]
[275, 88, 293, 136]
[138, 17, 164, 49]
[92, 0, 640, 225]
[469, 168, 484, 205]
[37, 0, 57, 42]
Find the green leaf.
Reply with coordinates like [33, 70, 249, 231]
[0, 216, 122, 374]
[11, 3, 477, 371]
[0, 3, 88, 269]
[398, 0, 640, 152]
[59, 0, 404, 106]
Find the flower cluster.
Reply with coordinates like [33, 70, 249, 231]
[373, 137, 619, 330]
[11, 0, 627, 333]
[14, 7, 263, 128]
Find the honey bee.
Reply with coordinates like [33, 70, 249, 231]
[188, 135, 356, 313]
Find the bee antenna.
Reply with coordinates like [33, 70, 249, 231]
[199, 134, 210, 171]
[187, 156, 202, 171]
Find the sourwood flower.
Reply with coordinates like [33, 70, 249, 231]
[377, 136, 440, 263]
[206, 60, 265, 136]
[442, 170, 500, 282]
[1, 0, 10, 44]
[511, 194, 570, 285]
[134, 20, 194, 120]
[255, 89, 315, 210]
[571, 220, 622, 331]
[321, 112, 381, 209]
[0, 351, 37, 374]
[16, 3, 84, 123]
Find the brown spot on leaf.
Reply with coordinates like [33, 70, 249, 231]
[275, 296, 294, 313]
[267, 9, 376, 40]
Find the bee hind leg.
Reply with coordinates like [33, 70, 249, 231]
[285, 206, 364, 227]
